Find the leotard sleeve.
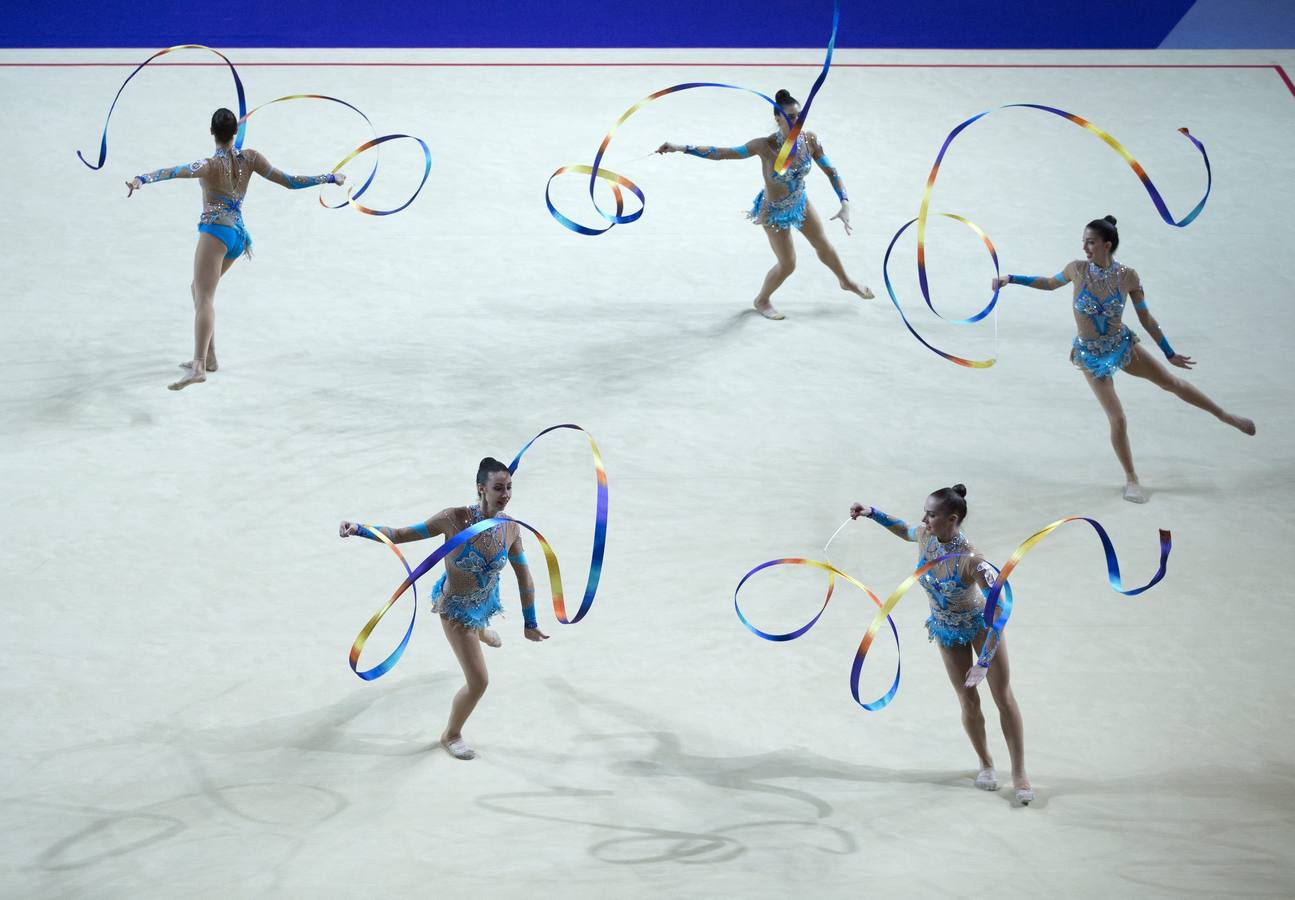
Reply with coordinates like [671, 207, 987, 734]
[867, 509, 918, 541]
[682, 138, 761, 160]
[247, 148, 338, 189]
[1004, 262, 1074, 290]
[136, 158, 209, 184]
[355, 508, 453, 544]
[968, 556, 1003, 668]
[808, 134, 848, 202]
[1124, 267, 1176, 357]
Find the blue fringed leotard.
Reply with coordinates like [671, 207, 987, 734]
[431, 507, 510, 629]
[916, 530, 988, 648]
[747, 135, 813, 231]
[1070, 260, 1142, 379]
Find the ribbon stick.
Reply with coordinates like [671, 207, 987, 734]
[348, 424, 607, 679]
[77, 44, 248, 170]
[547, 1, 840, 235]
[738, 517, 1169, 711]
[887, 104, 1211, 367]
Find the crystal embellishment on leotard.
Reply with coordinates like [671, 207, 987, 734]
[1071, 259, 1138, 379]
[431, 504, 509, 629]
[917, 531, 986, 647]
[748, 135, 812, 231]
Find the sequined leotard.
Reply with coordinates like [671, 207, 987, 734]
[914, 527, 992, 647]
[356, 505, 520, 630]
[135, 147, 335, 260]
[747, 133, 814, 230]
[429, 506, 514, 629]
[1068, 260, 1143, 379]
[864, 511, 1004, 666]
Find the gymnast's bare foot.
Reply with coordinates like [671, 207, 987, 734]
[843, 279, 875, 300]
[753, 298, 785, 320]
[479, 628, 502, 648]
[1228, 415, 1256, 436]
[169, 364, 207, 391]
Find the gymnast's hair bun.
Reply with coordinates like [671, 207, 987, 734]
[476, 456, 510, 485]
[1102, 214, 1118, 225]
[211, 108, 238, 143]
[951, 483, 967, 497]
[775, 89, 800, 107]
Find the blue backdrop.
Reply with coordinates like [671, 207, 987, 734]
[5, 0, 1201, 49]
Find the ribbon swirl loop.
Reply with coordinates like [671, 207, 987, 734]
[739, 517, 1170, 711]
[547, 1, 839, 235]
[348, 424, 608, 680]
[887, 104, 1212, 367]
[79, 44, 430, 216]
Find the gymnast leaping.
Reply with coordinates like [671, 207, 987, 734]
[340, 457, 548, 761]
[657, 88, 874, 320]
[994, 215, 1255, 503]
[850, 485, 1033, 805]
[125, 107, 344, 391]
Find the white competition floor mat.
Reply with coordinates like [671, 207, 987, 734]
[3, 46, 1293, 898]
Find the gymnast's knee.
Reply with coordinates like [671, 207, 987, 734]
[465, 670, 489, 696]
[1161, 375, 1187, 395]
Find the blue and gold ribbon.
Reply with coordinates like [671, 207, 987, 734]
[738, 516, 1170, 710]
[79, 45, 430, 216]
[77, 44, 248, 170]
[348, 424, 608, 680]
[547, 1, 840, 235]
[886, 104, 1212, 367]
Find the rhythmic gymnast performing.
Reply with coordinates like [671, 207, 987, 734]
[994, 216, 1255, 503]
[340, 457, 547, 760]
[656, 88, 874, 320]
[849, 485, 1033, 804]
[125, 108, 344, 391]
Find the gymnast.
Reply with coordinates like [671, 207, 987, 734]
[340, 458, 548, 760]
[656, 88, 874, 320]
[994, 215, 1254, 502]
[850, 485, 1033, 805]
[125, 108, 344, 391]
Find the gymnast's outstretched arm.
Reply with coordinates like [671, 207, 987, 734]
[849, 503, 916, 541]
[339, 508, 453, 544]
[656, 138, 764, 160]
[125, 159, 209, 195]
[247, 148, 345, 190]
[507, 529, 549, 641]
[992, 260, 1078, 292]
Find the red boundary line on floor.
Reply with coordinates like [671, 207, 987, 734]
[3, 59, 1292, 98]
